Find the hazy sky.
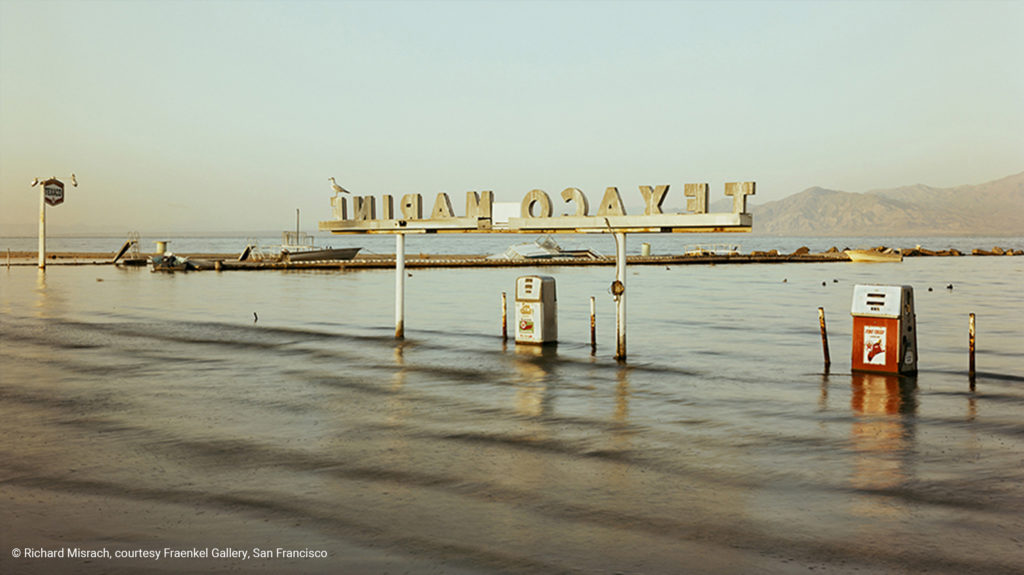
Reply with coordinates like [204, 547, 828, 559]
[1, 0, 1021, 234]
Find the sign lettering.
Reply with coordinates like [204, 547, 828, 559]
[319, 182, 755, 234]
[43, 180, 65, 206]
[560, 187, 588, 216]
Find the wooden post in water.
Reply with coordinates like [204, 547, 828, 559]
[395, 233, 405, 339]
[501, 291, 508, 341]
[969, 313, 976, 385]
[818, 307, 831, 372]
[590, 296, 597, 353]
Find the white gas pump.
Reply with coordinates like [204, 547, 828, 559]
[515, 275, 557, 344]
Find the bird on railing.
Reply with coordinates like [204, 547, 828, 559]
[328, 177, 350, 195]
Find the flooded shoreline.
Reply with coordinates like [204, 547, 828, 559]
[2, 255, 1022, 574]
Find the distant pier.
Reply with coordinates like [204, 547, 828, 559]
[4, 245, 1021, 269]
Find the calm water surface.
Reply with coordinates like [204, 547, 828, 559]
[1, 253, 1022, 574]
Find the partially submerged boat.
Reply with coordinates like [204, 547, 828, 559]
[280, 231, 360, 262]
[240, 231, 360, 263]
[844, 248, 903, 263]
[489, 235, 601, 260]
[149, 253, 198, 272]
[242, 210, 361, 263]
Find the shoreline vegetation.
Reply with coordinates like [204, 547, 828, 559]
[3, 244, 1022, 269]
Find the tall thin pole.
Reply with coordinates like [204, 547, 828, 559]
[296, 208, 300, 239]
[969, 313, 976, 384]
[614, 232, 626, 361]
[590, 296, 597, 353]
[395, 233, 405, 339]
[818, 307, 831, 372]
[501, 291, 508, 341]
[38, 186, 46, 269]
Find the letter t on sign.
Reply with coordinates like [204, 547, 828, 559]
[725, 182, 756, 214]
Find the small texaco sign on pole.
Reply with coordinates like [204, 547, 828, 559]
[33, 176, 74, 270]
[44, 179, 65, 206]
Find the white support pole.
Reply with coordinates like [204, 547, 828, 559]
[395, 233, 405, 339]
[614, 232, 626, 360]
[38, 186, 46, 270]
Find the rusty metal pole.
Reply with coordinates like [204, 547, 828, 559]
[501, 291, 508, 341]
[969, 313, 976, 384]
[818, 307, 831, 371]
[590, 296, 597, 353]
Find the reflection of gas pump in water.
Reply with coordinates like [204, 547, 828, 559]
[515, 276, 557, 345]
[849, 371, 916, 498]
[851, 285, 917, 375]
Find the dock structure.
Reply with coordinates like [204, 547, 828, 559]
[318, 182, 756, 360]
[148, 249, 849, 271]
[26, 244, 1009, 271]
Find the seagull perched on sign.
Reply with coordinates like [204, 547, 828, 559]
[31, 178, 40, 187]
[328, 177, 350, 195]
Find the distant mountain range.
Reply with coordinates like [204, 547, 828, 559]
[4, 172, 1021, 238]
[745, 171, 1024, 236]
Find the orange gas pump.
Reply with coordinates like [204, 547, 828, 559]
[851, 285, 917, 375]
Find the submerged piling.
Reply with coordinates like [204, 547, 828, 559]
[590, 296, 596, 353]
[395, 234, 405, 340]
[969, 313, 976, 385]
[501, 291, 508, 341]
[818, 307, 831, 372]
